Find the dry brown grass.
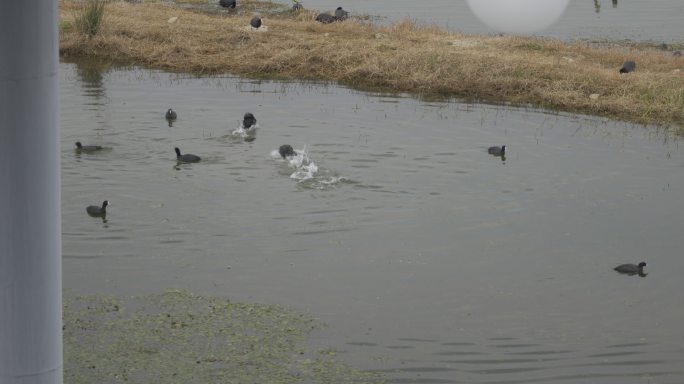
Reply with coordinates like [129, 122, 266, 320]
[59, 0, 684, 127]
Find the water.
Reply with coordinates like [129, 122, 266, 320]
[304, 0, 684, 43]
[61, 59, 684, 383]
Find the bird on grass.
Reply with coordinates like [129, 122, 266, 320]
[86, 200, 109, 217]
[614, 262, 647, 276]
[619, 60, 636, 74]
[243, 112, 257, 129]
[219, 0, 236, 8]
[165, 108, 177, 120]
[279, 144, 295, 159]
[315, 13, 336, 23]
[250, 15, 262, 29]
[292, 0, 303, 11]
[334, 6, 349, 20]
[75, 142, 104, 152]
[175, 147, 201, 163]
[487, 145, 505, 157]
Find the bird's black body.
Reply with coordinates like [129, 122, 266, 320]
[614, 262, 647, 276]
[279, 144, 295, 159]
[175, 147, 201, 163]
[250, 16, 262, 29]
[243, 112, 257, 129]
[165, 108, 177, 120]
[488, 145, 505, 157]
[219, 0, 236, 8]
[334, 6, 348, 20]
[315, 13, 336, 23]
[292, 2, 303, 11]
[619, 60, 636, 74]
[75, 142, 104, 152]
[86, 200, 109, 217]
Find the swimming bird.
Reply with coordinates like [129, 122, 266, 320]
[250, 15, 262, 29]
[165, 108, 177, 120]
[614, 262, 647, 276]
[315, 13, 336, 23]
[86, 200, 109, 217]
[487, 145, 505, 157]
[334, 6, 349, 20]
[619, 60, 636, 74]
[175, 147, 201, 163]
[243, 112, 257, 129]
[75, 142, 104, 152]
[279, 144, 295, 159]
[219, 0, 236, 8]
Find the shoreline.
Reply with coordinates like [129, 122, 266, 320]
[59, 0, 684, 128]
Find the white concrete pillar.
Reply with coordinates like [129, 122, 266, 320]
[0, 0, 63, 383]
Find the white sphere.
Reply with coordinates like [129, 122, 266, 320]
[465, 0, 570, 35]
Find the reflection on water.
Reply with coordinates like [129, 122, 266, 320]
[72, 58, 110, 100]
[60, 62, 684, 383]
[594, 0, 620, 14]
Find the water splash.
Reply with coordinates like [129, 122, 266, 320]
[270, 146, 347, 189]
[231, 124, 258, 139]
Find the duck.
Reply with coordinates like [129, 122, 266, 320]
[614, 262, 647, 276]
[487, 145, 505, 157]
[292, 1, 303, 11]
[279, 144, 295, 159]
[75, 142, 104, 152]
[315, 13, 336, 23]
[165, 108, 177, 120]
[334, 6, 349, 20]
[243, 112, 257, 129]
[175, 147, 201, 163]
[250, 15, 262, 29]
[219, 0, 236, 8]
[619, 60, 636, 74]
[86, 200, 109, 217]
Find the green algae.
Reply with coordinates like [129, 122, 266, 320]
[64, 290, 384, 383]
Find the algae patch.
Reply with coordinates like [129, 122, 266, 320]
[64, 290, 383, 383]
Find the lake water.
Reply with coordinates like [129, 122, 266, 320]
[60, 59, 684, 383]
[305, 0, 684, 43]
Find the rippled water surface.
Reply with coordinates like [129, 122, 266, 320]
[61, 60, 684, 383]
[304, 0, 684, 42]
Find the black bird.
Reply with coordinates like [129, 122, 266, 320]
[175, 147, 201, 163]
[487, 145, 505, 157]
[315, 13, 336, 23]
[243, 112, 257, 129]
[279, 144, 295, 159]
[292, 2, 303, 11]
[334, 6, 349, 20]
[614, 262, 647, 276]
[165, 108, 177, 120]
[619, 60, 636, 74]
[219, 0, 236, 8]
[86, 200, 109, 217]
[250, 15, 262, 29]
[75, 142, 104, 152]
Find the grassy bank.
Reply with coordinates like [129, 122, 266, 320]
[59, 0, 684, 127]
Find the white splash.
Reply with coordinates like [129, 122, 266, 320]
[231, 124, 258, 138]
[271, 147, 345, 189]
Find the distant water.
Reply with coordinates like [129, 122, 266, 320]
[306, 0, 684, 42]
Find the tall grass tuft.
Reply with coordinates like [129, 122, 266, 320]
[74, 0, 107, 37]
